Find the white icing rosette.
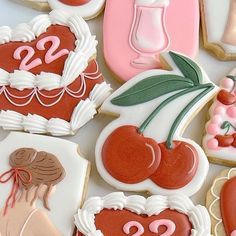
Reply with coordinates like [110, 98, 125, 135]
[135, 0, 170, 7]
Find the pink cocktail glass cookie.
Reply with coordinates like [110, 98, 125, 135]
[104, 0, 199, 82]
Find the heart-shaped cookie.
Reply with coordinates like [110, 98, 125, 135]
[0, 10, 112, 136]
[75, 192, 211, 236]
[207, 168, 236, 236]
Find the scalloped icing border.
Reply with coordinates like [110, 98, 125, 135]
[74, 192, 211, 236]
[207, 168, 236, 236]
[0, 81, 112, 136]
[0, 9, 97, 91]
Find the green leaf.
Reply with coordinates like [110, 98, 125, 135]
[169, 51, 203, 85]
[111, 74, 194, 106]
[227, 75, 236, 81]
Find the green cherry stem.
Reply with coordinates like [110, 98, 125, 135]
[227, 75, 236, 93]
[221, 121, 236, 135]
[138, 83, 214, 148]
[166, 84, 214, 149]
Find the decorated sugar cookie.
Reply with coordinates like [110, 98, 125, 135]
[0, 10, 112, 136]
[22, 0, 50, 11]
[203, 70, 236, 166]
[95, 51, 218, 196]
[206, 168, 236, 236]
[200, 0, 236, 60]
[75, 192, 211, 236]
[0, 132, 90, 236]
[103, 0, 199, 82]
[48, 0, 106, 20]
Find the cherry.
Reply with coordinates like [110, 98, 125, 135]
[215, 134, 234, 147]
[150, 141, 198, 189]
[59, 0, 91, 6]
[102, 125, 161, 184]
[231, 133, 236, 148]
[217, 90, 236, 105]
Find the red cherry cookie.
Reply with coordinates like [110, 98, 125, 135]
[96, 51, 217, 196]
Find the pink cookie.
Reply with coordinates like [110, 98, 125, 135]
[103, 0, 199, 82]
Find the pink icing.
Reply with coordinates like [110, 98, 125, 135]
[206, 123, 220, 135]
[36, 36, 69, 64]
[123, 221, 144, 236]
[227, 106, 236, 118]
[231, 230, 236, 236]
[212, 115, 222, 124]
[207, 138, 219, 150]
[13, 46, 42, 71]
[149, 219, 176, 236]
[213, 106, 226, 115]
[129, 4, 169, 68]
[103, 0, 199, 82]
[221, 77, 234, 90]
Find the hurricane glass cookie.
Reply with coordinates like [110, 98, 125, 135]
[200, 0, 236, 60]
[0, 10, 112, 136]
[203, 70, 236, 166]
[0, 132, 90, 236]
[75, 192, 211, 236]
[95, 51, 218, 196]
[103, 0, 200, 82]
[206, 168, 236, 236]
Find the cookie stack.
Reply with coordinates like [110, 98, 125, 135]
[0, 1, 235, 236]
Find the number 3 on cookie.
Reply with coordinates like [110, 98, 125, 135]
[13, 36, 69, 71]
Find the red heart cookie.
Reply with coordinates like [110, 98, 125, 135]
[75, 193, 211, 236]
[0, 10, 111, 136]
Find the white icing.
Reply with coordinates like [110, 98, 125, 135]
[0, 132, 89, 235]
[95, 52, 218, 196]
[203, 0, 236, 53]
[74, 192, 211, 236]
[135, 0, 170, 6]
[208, 168, 236, 236]
[0, 82, 112, 136]
[48, 0, 105, 20]
[0, 9, 97, 91]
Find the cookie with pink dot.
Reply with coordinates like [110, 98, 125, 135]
[203, 69, 236, 166]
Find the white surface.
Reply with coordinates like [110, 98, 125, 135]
[1, 0, 236, 206]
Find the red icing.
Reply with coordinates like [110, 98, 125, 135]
[0, 25, 104, 121]
[102, 125, 161, 184]
[0, 25, 74, 75]
[150, 141, 199, 189]
[93, 209, 192, 236]
[59, 0, 91, 6]
[220, 176, 236, 236]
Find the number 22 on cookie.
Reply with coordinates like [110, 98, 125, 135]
[96, 51, 218, 196]
[13, 36, 69, 71]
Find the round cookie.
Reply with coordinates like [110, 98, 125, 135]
[0, 132, 90, 236]
[95, 51, 218, 196]
[206, 168, 236, 236]
[75, 192, 211, 236]
[48, 0, 106, 20]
